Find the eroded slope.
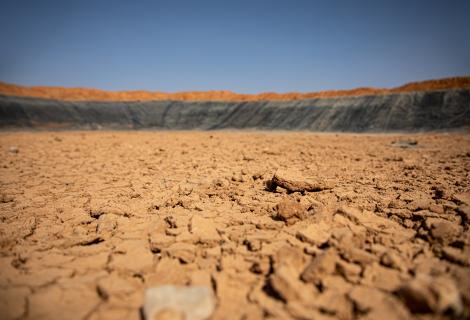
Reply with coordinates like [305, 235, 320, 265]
[1, 89, 469, 131]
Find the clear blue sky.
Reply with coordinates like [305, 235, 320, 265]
[1, 0, 469, 93]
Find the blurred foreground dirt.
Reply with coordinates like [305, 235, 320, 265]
[0, 131, 469, 320]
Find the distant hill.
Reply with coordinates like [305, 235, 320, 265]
[0, 77, 469, 102]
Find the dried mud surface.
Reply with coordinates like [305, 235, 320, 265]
[0, 131, 469, 320]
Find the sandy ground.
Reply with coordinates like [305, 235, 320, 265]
[0, 131, 469, 320]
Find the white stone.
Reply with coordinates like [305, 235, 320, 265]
[144, 285, 215, 320]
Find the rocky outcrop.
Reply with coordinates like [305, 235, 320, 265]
[0, 89, 469, 131]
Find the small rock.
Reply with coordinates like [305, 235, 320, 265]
[391, 140, 418, 148]
[274, 199, 306, 225]
[268, 169, 334, 193]
[8, 146, 19, 154]
[432, 185, 447, 199]
[143, 285, 215, 320]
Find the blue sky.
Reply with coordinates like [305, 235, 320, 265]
[0, 0, 469, 93]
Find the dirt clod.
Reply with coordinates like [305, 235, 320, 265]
[269, 169, 334, 193]
[274, 199, 307, 225]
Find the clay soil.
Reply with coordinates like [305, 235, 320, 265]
[0, 131, 469, 320]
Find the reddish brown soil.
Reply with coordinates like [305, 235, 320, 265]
[0, 131, 469, 319]
[1, 77, 469, 102]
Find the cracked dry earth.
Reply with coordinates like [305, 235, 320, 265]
[0, 131, 469, 320]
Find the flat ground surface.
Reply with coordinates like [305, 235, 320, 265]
[0, 131, 469, 320]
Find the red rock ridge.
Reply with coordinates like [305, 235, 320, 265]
[0, 76, 469, 102]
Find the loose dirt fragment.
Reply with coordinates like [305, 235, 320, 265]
[8, 146, 19, 154]
[274, 199, 307, 225]
[391, 140, 418, 148]
[268, 169, 334, 193]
